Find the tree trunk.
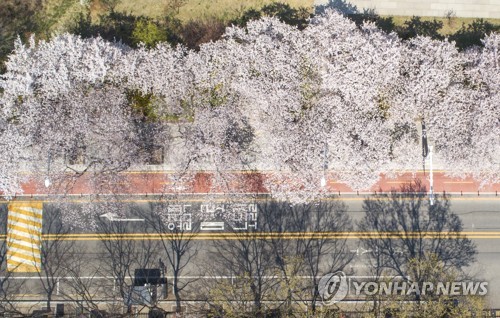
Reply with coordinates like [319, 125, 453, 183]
[173, 275, 182, 313]
[46, 293, 52, 312]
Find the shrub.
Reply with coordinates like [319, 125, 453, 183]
[180, 17, 226, 50]
[450, 19, 500, 50]
[232, 2, 311, 30]
[131, 18, 167, 48]
[396, 16, 444, 40]
[347, 9, 396, 34]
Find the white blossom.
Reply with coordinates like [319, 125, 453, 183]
[1, 11, 498, 207]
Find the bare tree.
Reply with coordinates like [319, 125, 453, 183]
[142, 200, 199, 314]
[297, 201, 353, 313]
[97, 206, 162, 312]
[31, 205, 78, 310]
[0, 216, 26, 316]
[201, 198, 354, 316]
[58, 241, 107, 314]
[206, 226, 276, 316]
[258, 200, 304, 314]
[358, 181, 477, 303]
[258, 199, 353, 314]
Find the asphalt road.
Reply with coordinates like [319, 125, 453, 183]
[344, 197, 500, 307]
[1, 195, 500, 308]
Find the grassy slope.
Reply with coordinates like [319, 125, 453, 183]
[30, 0, 498, 33]
[389, 16, 500, 35]
[108, 0, 499, 34]
[115, 0, 315, 21]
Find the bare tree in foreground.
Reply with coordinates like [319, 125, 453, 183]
[0, 227, 26, 316]
[202, 198, 353, 316]
[207, 225, 276, 316]
[60, 244, 105, 314]
[97, 204, 161, 313]
[358, 181, 478, 306]
[35, 206, 77, 310]
[142, 201, 200, 314]
[258, 199, 354, 314]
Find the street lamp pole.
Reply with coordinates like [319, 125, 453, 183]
[44, 152, 51, 188]
[421, 119, 434, 206]
[429, 145, 435, 206]
[320, 141, 328, 187]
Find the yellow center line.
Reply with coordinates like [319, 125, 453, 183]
[3, 230, 500, 241]
[31, 231, 500, 241]
[40, 231, 500, 236]
[6, 233, 42, 243]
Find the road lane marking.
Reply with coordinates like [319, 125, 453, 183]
[6, 232, 42, 242]
[3, 235, 500, 241]
[7, 251, 41, 263]
[3, 230, 500, 241]
[0, 231, 491, 241]
[7, 240, 40, 251]
[7, 216, 42, 228]
[8, 211, 44, 224]
[6, 201, 43, 273]
[200, 222, 225, 231]
[7, 224, 42, 236]
[5, 260, 40, 273]
[8, 206, 44, 219]
[8, 245, 40, 256]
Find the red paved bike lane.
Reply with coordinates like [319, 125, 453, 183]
[10, 171, 499, 196]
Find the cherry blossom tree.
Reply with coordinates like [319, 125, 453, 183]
[220, 13, 406, 201]
[1, 10, 498, 205]
[0, 123, 27, 196]
[459, 34, 500, 185]
[0, 34, 143, 197]
[388, 34, 499, 185]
